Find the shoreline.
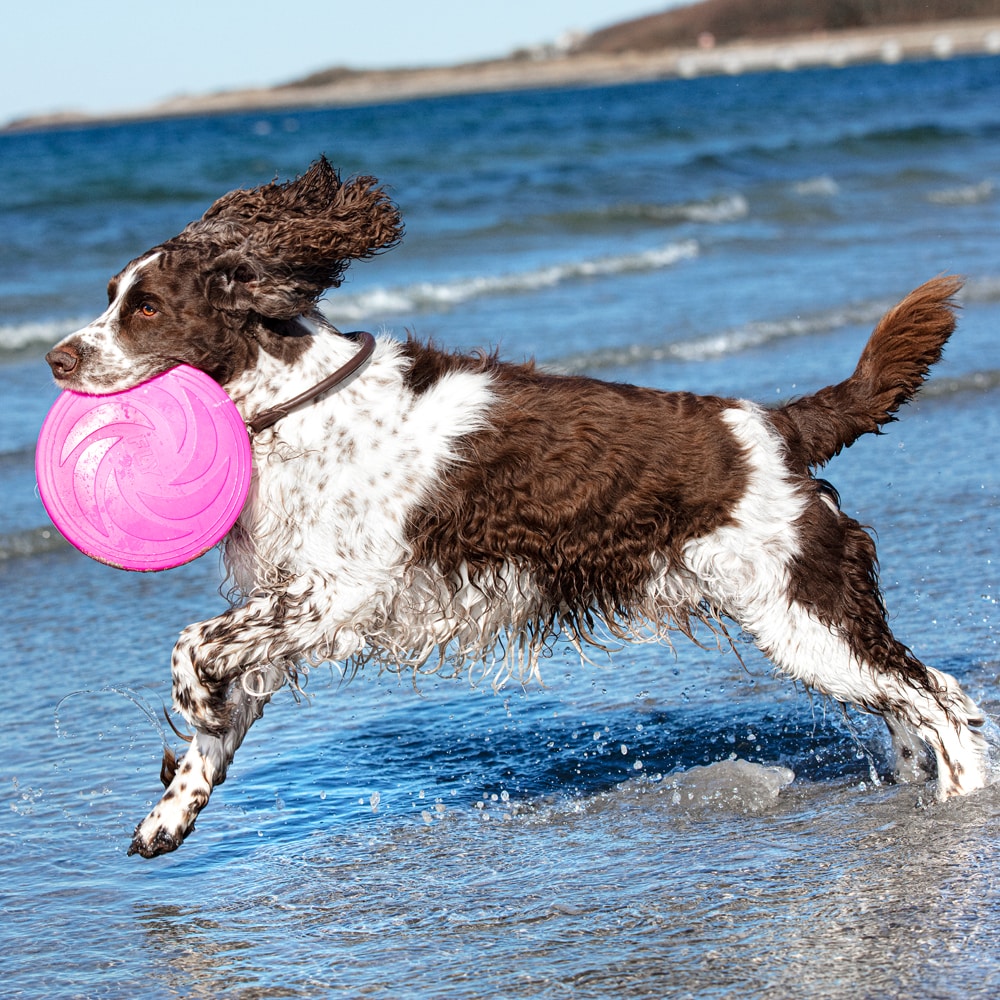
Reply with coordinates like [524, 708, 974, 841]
[5, 17, 1000, 132]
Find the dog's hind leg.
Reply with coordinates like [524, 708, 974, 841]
[755, 594, 987, 799]
[791, 499, 987, 799]
[735, 497, 986, 799]
[684, 404, 986, 799]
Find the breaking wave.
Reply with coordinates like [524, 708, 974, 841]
[319, 240, 700, 324]
[550, 280, 1000, 376]
[0, 316, 85, 361]
[567, 193, 750, 227]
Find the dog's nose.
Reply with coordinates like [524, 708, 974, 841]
[46, 345, 80, 378]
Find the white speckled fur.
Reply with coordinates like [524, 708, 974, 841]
[60, 257, 163, 392]
[136, 332, 502, 851]
[227, 334, 495, 591]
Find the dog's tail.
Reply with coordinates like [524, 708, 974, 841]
[771, 276, 961, 471]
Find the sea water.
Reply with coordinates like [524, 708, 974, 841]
[1, 55, 999, 998]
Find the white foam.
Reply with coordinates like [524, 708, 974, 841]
[321, 240, 699, 323]
[793, 175, 840, 197]
[627, 193, 749, 224]
[926, 179, 995, 205]
[0, 316, 84, 356]
[551, 298, 890, 374]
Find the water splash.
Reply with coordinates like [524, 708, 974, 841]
[53, 686, 175, 842]
[665, 758, 796, 816]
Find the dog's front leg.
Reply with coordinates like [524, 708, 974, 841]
[128, 659, 286, 857]
[128, 577, 362, 857]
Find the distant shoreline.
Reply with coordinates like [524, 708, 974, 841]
[6, 17, 1000, 133]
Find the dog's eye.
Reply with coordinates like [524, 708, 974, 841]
[138, 303, 158, 318]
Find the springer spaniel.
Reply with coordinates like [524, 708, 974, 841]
[45, 158, 987, 857]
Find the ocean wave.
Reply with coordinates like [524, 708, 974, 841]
[792, 175, 839, 197]
[0, 316, 83, 360]
[320, 240, 700, 323]
[0, 443, 37, 469]
[848, 122, 966, 147]
[690, 121, 970, 176]
[921, 369, 1000, 399]
[963, 274, 1000, 304]
[926, 179, 995, 205]
[7, 268, 1000, 373]
[483, 194, 750, 236]
[1, 242, 699, 357]
[0, 525, 70, 561]
[551, 281, 1000, 375]
[550, 299, 889, 373]
[584, 194, 749, 226]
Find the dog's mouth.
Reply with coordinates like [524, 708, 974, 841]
[45, 341, 170, 395]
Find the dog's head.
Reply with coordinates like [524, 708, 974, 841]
[46, 158, 402, 393]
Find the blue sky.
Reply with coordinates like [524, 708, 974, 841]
[0, 1, 688, 124]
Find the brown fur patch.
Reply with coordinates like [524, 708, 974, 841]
[402, 341, 750, 638]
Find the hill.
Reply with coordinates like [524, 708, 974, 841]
[577, 0, 1000, 52]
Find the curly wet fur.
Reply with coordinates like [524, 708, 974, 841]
[43, 160, 987, 858]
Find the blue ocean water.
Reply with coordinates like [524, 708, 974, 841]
[1, 55, 999, 998]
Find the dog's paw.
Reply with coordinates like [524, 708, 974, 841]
[127, 798, 196, 857]
[128, 747, 213, 858]
[127, 818, 187, 858]
[127, 786, 208, 857]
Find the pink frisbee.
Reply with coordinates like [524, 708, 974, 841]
[36, 366, 252, 571]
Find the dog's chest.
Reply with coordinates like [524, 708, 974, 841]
[228, 361, 496, 586]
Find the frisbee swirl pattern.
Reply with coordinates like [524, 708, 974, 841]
[36, 366, 252, 571]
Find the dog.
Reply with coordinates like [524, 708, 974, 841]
[44, 158, 987, 857]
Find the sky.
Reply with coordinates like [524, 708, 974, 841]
[0, 1, 689, 125]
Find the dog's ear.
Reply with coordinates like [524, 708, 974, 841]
[198, 158, 403, 319]
[202, 251, 274, 315]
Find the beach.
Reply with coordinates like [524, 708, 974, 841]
[1, 50, 999, 998]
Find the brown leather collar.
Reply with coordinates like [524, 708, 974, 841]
[247, 330, 375, 435]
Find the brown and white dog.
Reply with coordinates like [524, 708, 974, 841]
[45, 158, 987, 857]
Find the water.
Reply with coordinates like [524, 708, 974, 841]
[1, 55, 999, 997]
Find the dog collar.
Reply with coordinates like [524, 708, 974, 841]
[247, 330, 375, 435]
